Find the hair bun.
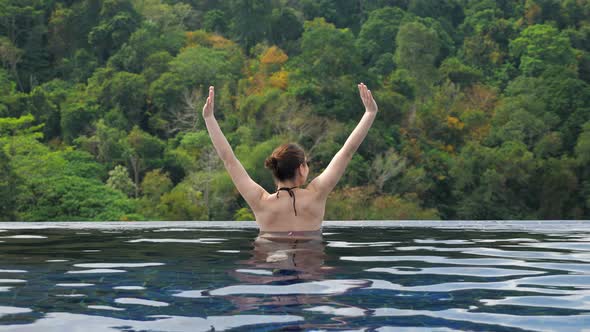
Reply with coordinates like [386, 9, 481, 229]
[265, 156, 278, 169]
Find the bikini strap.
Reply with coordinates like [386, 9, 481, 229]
[276, 186, 298, 216]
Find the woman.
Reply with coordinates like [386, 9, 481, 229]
[202, 83, 378, 238]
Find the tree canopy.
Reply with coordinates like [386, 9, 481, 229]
[1, 0, 589, 221]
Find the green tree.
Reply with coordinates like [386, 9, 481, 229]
[535, 157, 578, 219]
[450, 141, 537, 219]
[356, 6, 406, 68]
[457, 3, 519, 85]
[408, 0, 464, 28]
[60, 86, 100, 144]
[141, 50, 173, 83]
[88, 0, 140, 62]
[156, 180, 208, 221]
[137, 168, 173, 219]
[141, 168, 173, 200]
[148, 72, 184, 114]
[234, 207, 254, 221]
[0, 67, 15, 116]
[576, 121, 590, 216]
[371, 148, 407, 193]
[0, 36, 24, 90]
[493, 72, 590, 152]
[170, 43, 243, 88]
[269, 7, 303, 48]
[106, 164, 136, 197]
[203, 10, 227, 34]
[560, 0, 590, 28]
[20, 174, 137, 221]
[298, 0, 363, 31]
[0, 0, 48, 91]
[288, 18, 362, 119]
[325, 186, 439, 220]
[1, 114, 137, 221]
[74, 119, 127, 168]
[439, 57, 483, 88]
[510, 24, 577, 76]
[0, 146, 18, 220]
[107, 20, 184, 73]
[24, 79, 71, 142]
[123, 126, 165, 197]
[87, 68, 147, 127]
[296, 18, 361, 81]
[576, 121, 590, 165]
[394, 21, 440, 99]
[47, 0, 101, 60]
[229, 0, 273, 50]
[132, 0, 194, 32]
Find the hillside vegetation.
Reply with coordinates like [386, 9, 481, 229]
[1, 0, 589, 221]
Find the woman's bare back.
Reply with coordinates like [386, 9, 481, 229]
[254, 187, 326, 232]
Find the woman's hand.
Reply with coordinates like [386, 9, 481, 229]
[202, 86, 215, 118]
[358, 83, 378, 113]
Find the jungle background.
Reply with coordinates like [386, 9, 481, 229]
[1, 0, 589, 221]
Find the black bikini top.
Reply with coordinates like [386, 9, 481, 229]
[276, 186, 299, 216]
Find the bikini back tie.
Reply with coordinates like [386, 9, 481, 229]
[276, 186, 298, 216]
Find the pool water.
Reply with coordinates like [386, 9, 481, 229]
[0, 221, 589, 331]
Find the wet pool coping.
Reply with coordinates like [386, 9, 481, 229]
[0, 220, 588, 232]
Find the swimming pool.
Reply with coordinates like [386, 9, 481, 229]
[0, 221, 589, 331]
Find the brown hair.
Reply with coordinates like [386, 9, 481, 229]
[264, 143, 306, 181]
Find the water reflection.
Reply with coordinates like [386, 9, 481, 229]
[237, 235, 332, 281]
[217, 235, 370, 330]
[224, 235, 334, 300]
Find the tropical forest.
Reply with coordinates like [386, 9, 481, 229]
[1, 0, 589, 221]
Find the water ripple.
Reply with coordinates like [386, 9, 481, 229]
[342, 255, 523, 266]
[87, 305, 125, 311]
[73, 263, 164, 268]
[304, 305, 366, 317]
[210, 279, 369, 296]
[66, 269, 126, 274]
[127, 238, 226, 244]
[113, 286, 145, 290]
[481, 294, 590, 310]
[367, 266, 545, 277]
[367, 278, 576, 295]
[328, 241, 398, 248]
[0, 306, 32, 317]
[114, 297, 169, 307]
[0, 235, 47, 239]
[414, 239, 474, 245]
[0, 279, 26, 284]
[0, 313, 303, 331]
[520, 242, 590, 251]
[372, 307, 590, 332]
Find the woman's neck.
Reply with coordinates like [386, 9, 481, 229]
[277, 179, 301, 188]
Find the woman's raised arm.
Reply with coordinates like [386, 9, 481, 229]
[307, 83, 378, 198]
[202, 86, 268, 210]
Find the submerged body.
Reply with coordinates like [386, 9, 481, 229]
[202, 83, 378, 236]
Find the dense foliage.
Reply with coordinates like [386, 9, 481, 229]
[1, 0, 589, 221]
